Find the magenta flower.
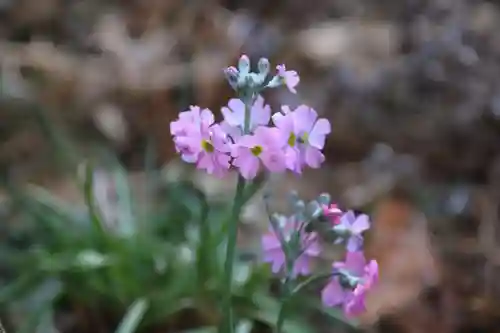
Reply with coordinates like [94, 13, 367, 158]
[232, 127, 286, 180]
[321, 251, 366, 307]
[321, 252, 379, 317]
[276, 64, 300, 94]
[334, 211, 370, 252]
[272, 105, 331, 173]
[261, 216, 321, 277]
[171, 107, 231, 178]
[322, 203, 343, 225]
[170, 105, 214, 137]
[343, 260, 379, 317]
[363, 260, 379, 288]
[343, 284, 368, 317]
[220, 96, 271, 139]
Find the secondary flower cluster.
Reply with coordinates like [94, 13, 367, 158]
[261, 195, 378, 317]
[170, 56, 331, 180]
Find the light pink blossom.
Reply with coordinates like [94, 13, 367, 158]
[171, 107, 231, 177]
[321, 252, 379, 317]
[232, 127, 286, 180]
[276, 64, 300, 94]
[272, 105, 331, 173]
[334, 211, 370, 252]
[322, 203, 343, 225]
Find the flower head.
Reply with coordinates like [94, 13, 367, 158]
[261, 216, 321, 277]
[321, 251, 366, 307]
[171, 107, 231, 177]
[334, 211, 370, 251]
[276, 65, 300, 93]
[322, 203, 343, 225]
[272, 105, 331, 173]
[321, 252, 378, 317]
[232, 126, 286, 180]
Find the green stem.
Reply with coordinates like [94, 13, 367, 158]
[220, 95, 253, 333]
[220, 175, 246, 333]
[276, 276, 291, 333]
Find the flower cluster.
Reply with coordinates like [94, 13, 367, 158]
[261, 194, 379, 318]
[170, 55, 331, 180]
[169, 54, 378, 321]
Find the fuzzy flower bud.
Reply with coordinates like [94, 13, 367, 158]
[224, 66, 239, 90]
[258, 57, 270, 77]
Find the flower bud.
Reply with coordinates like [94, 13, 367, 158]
[317, 193, 331, 206]
[238, 54, 250, 75]
[258, 57, 270, 77]
[224, 66, 239, 89]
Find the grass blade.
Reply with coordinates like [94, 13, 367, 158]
[115, 298, 149, 333]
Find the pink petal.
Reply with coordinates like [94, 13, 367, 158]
[234, 134, 258, 149]
[237, 154, 260, 180]
[216, 152, 231, 169]
[339, 211, 356, 227]
[272, 112, 294, 134]
[263, 248, 285, 273]
[293, 105, 317, 134]
[284, 147, 301, 172]
[293, 256, 312, 276]
[200, 108, 215, 126]
[346, 236, 363, 252]
[351, 214, 370, 234]
[309, 118, 331, 149]
[344, 251, 366, 276]
[261, 233, 281, 251]
[343, 285, 367, 317]
[260, 151, 286, 173]
[321, 279, 346, 307]
[304, 146, 324, 169]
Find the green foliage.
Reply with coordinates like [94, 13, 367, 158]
[0, 158, 317, 333]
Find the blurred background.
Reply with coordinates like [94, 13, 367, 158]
[1, 0, 500, 332]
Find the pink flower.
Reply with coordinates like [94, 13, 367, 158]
[321, 252, 379, 317]
[272, 105, 331, 173]
[232, 127, 286, 180]
[170, 106, 213, 137]
[363, 260, 379, 288]
[261, 216, 321, 277]
[276, 64, 300, 94]
[321, 252, 366, 307]
[343, 284, 368, 317]
[220, 96, 271, 139]
[171, 107, 231, 178]
[334, 211, 370, 252]
[322, 203, 342, 225]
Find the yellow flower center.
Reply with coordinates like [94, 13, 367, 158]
[201, 140, 214, 153]
[250, 145, 263, 156]
[287, 133, 296, 147]
[299, 132, 309, 144]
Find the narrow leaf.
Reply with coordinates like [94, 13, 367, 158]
[115, 298, 149, 333]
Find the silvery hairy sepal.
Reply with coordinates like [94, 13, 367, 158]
[224, 55, 271, 92]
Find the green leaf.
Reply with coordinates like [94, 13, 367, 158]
[115, 298, 149, 333]
[25, 184, 86, 226]
[10, 279, 62, 333]
[81, 162, 107, 238]
[0, 274, 42, 304]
